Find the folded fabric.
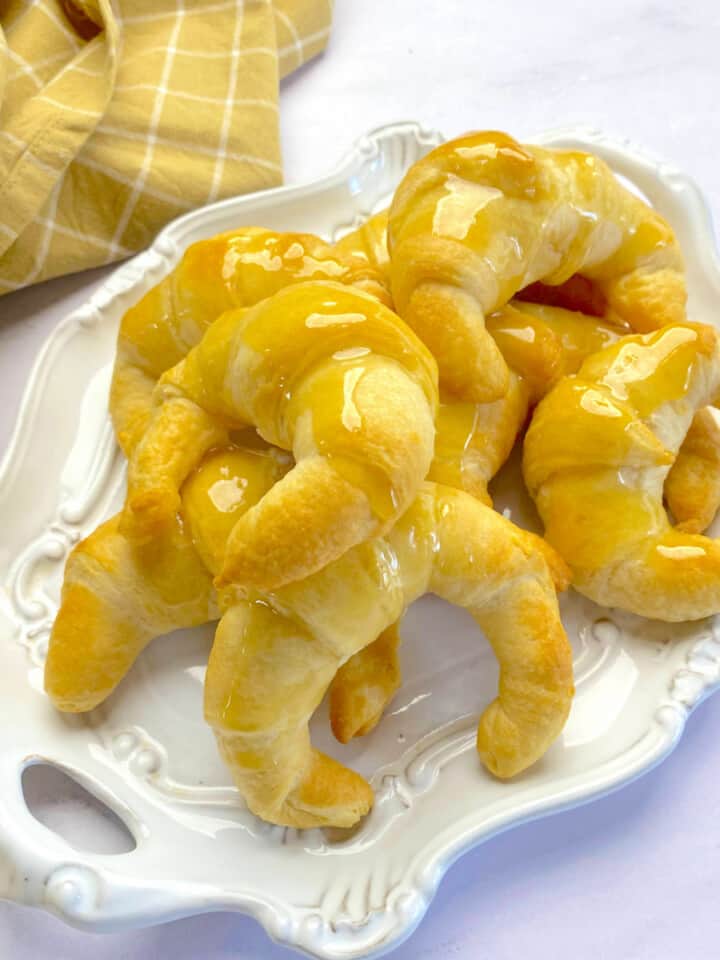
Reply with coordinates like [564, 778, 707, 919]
[0, 0, 333, 294]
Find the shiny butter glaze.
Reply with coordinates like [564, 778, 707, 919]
[111, 227, 391, 459]
[122, 280, 439, 591]
[118, 227, 389, 378]
[486, 300, 622, 401]
[182, 437, 292, 575]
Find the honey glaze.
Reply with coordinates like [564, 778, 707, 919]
[236, 283, 438, 475]
[181, 441, 290, 574]
[580, 324, 705, 418]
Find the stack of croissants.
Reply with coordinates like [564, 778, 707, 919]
[44, 131, 720, 830]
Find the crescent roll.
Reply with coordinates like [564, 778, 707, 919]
[205, 481, 573, 827]
[111, 228, 389, 456]
[388, 131, 686, 402]
[523, 322, 720, 620]
[122, 281, 438, 591]
[45, 514, 216, 713]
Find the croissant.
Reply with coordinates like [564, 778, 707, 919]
[388, 131, 686, 402]
[339, 207, 714, 523]
[47, 436, 573, 827]
[205, 480, 573, 827]
[111, 228, 389, 456]
[122, 281, 438, 591]
[340, 201, 716, 530]
[523, 322, 720, 621]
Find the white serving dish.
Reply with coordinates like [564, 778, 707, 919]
[1, 122, 720, 960]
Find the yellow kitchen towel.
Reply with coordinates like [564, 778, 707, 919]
[0, 0, 333, 293]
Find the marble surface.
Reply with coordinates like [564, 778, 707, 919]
[1, 0, 720, 957]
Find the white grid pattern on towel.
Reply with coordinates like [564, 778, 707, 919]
[105, 0, 187, 261]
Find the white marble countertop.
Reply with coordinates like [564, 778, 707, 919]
[2, 1, 720, 957]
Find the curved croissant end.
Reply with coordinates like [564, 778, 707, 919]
[123, 281, 438, 590]
[524, 322, 720, 620]
[388, 131, 685, 402]
[206, 600, 375, 830]
[418, 486, 573, 778]
[665, 406, 720, 534]
[110, 228, 390, 457]
[205, 481, 573, 827]
[45, 515, 216, 713]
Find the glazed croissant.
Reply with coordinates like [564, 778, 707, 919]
[45, 515, 217, 712]
[111, 228, 389, 456]
[523, 322, 720, 621]
[336, 210, 621, 505]
[206, 480, 573, 827]
[123, 281, 438, 591]
[388, 131, 686, 402]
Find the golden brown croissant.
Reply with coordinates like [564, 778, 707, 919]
[338, 208, 719, 535]
[47, 436, 573, 827]
[111, 228, 389, 456]
[388, 131, 686, 402]
[523, 322, 720, 620]
[122, 281, 438, 591]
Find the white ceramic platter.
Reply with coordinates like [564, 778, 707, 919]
[1, 123, 720, 960]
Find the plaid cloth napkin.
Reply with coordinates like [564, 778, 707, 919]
[0, 0, 333, 294]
